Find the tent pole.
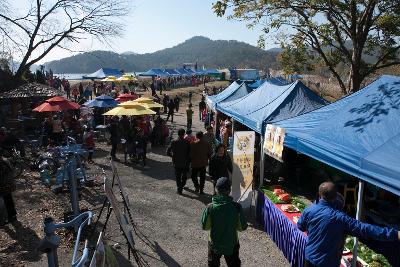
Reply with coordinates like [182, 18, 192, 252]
[352, 180, 364, 267]
[259, 135, 265, 189]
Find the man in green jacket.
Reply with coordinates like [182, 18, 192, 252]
[201, 177, 248, 267]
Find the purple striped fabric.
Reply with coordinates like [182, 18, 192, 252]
[256, 191, 307, 267]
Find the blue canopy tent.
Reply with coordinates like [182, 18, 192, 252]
[215, 83, 252, 108]
[175, 68, 191, 76]
[272, 75, 400, 267]
[164, 69, 180, 76]
[206, 81, 242, 111]
[248, 77, 289, 89]
[82, 68, 122, 79]
[83, 95, 118, 108]
[274, 75, 400, 196]
[218, 80, 328, 134]
[185, 68, 196, 75]
[139, 68, 169, 77]
[248, 79, 265, 89]
[195, 69, 207, 75]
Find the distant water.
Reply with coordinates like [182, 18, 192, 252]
[55, 72, 137, 80]
[54, 73, 87, 80]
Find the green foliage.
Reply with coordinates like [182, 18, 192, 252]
[345, 238, 390, 266]
[44, 36, 280, 73]
[213, 0, 400, 94]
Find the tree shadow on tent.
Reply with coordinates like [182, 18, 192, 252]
[344, 81, 400, 132]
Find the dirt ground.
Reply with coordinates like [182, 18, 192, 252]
[0, 81, 289, 266]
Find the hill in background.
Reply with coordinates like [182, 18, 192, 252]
[44, 36, 280, 73]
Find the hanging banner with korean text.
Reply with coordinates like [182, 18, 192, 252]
[231, 131, 255, 207]
[263, 124, 286, 162]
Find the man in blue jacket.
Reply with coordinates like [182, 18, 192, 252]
[297, 182, 400, 267]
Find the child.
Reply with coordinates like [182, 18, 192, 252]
[83, 126, 95, 163]
[186, 104, 193, 130]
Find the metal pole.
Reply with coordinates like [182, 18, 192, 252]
[352, 181, 364, 267]
[259, 135, 265, 188]
[43, 217, 59, 267]
[68, 154, 80, 232]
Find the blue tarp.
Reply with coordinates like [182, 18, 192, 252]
[206, 81, 242, 110]
[274, 75, 400, 195]
[218, 80, 328, 134]
[82, 68, 122, 79]
[139, 68, 169, 77]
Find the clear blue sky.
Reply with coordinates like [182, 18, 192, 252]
[13, 0, 279, 63]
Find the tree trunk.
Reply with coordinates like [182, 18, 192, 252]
[347, 66, 362, 94]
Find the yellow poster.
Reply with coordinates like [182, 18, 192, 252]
[232, 131, 255, 203]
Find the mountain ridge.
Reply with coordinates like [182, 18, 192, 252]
[44, 36, 280, 73]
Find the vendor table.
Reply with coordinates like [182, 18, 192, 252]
[256, 191, 400, 267]
[256, 191, 306, 267]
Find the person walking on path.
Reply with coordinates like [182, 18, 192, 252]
[190, 131, 211, 194]
[209, 144, 232, 195]
[83, 126, 95, 163]
[166, 99, 175, 123]
[298, 182, 400, 267]
[199, 96, 206, 121]
[167, 128, 190, 195]
[201, 177, 248, 267]
[186, 104, 194, 130]
[163, 94, 169, 114]
[174, 95, 181, 112]
[107, 116, 120, 160]
[203, 125, 216, 151]
[71, 85, 79, 101]
[188, 91, 193, 104]
[78, 82, 84, 97]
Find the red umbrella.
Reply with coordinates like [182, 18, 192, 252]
[116, 93, 139, 103]
[33, 96, 80, 112]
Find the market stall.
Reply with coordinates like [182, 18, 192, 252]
[261, 75, 400, 267]
[206, 81, 242, 111]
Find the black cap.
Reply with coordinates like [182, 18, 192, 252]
[215, 177, 231, 192]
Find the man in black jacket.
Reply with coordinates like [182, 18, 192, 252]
[167, 128, 190, 195]
[209, 144, 232, 195]
[108, 116, 120, 160]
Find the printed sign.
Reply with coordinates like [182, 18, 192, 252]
[264, 124, 286, 162]
[231, 131, 255, 207]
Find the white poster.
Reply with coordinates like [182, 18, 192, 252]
[231, 131, 255, 208]
[263, 124, 286, 162]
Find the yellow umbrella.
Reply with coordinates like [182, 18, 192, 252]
[116, 74, 137, 82]
[132, 97, 164, 109]
[103, 105, 156, 116]
[101, 76, 117, 82]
